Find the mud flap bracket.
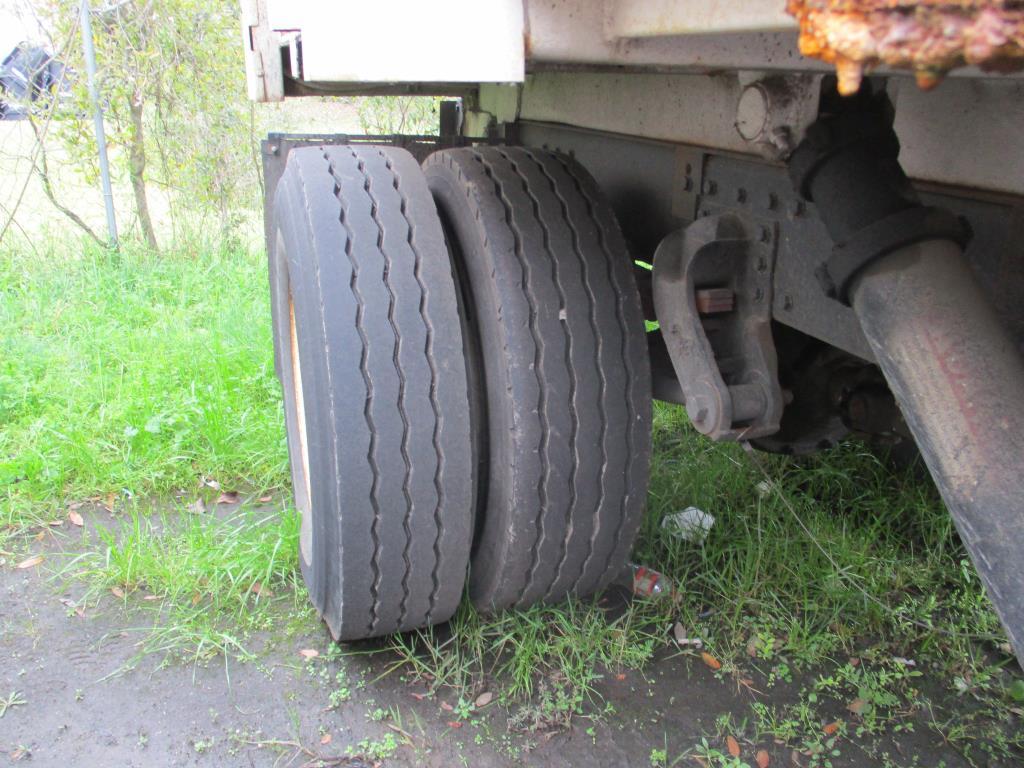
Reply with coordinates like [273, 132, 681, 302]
[653, 212, 784, 441]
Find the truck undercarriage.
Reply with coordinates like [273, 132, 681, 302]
[245, 0, 1024, 665]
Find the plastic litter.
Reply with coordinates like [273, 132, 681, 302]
[616, 562, 673, 599]
[661, 506, 715, 543]
[673, 621, 703, 648]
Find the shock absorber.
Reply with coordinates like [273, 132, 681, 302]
[788, 89, 1024, 662]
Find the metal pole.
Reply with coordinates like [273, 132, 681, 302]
[79, 0, 118, 248]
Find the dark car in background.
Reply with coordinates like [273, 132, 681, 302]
[0, 43, 67, 120]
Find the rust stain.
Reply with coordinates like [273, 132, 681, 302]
[786, 1, 1024, 94]
[921, 320, 982, 444]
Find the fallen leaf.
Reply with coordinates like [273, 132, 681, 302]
[48, 520, 64, 527]
[16, 555, 43, 569]
[103, 492, 116, 512]
[409, 692, 427, 701]
[615, 673, 627, 681]
[320, 733, 332, 745]
[823, 721, 841, 736]
[746, 637, 759, 658]
[440, 701, 454, 711]
[726, 735, 741, 757]
[203, 478, 221, 490]
[258, 494, 273, 503]
[216, 491, 239, 505]
[790, 749, 803, 766]
[299, 649, 319, 660]
[756, 749, 770, 768]
[110, 586, 125, 599]
[474, 691, 494, 708]
[142, 594, 161, 601]
[847, 698, 866, 715]
[701, 652, 722, 670]
[250, 581, 272, 597]
[191, 592, 202, 606]
[447, 720, 462, 729]
[848, 657, 860, 667]
[34, 531, 44, 541]
[68, 510, 84, 527]
[61, 598, 85, 618]
[69, 501, 85, 510]
[187, 499, 206, 514]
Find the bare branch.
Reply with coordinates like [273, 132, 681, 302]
[28, 117, 104, 247]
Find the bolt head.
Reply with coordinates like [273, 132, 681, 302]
[736, 84, 769, 142]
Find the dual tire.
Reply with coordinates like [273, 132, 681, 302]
[271, 144, 651, 640]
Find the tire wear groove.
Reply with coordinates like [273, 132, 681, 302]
[425, 147, 648, 612]
[380, 150, 446, 625]
[293, 163, 341, 620]
[470, 149, 551, 605]
[426, 151, 521, 606]
[521, 149, 608, 598]
[324, 149, 385, 634]
[497, 148, 580, 605]
[554, 156, 639, 585]
[353, 150, 415, 632]
[278, 145, 474, 640]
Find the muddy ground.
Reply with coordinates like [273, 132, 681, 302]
[0, 508, 980, 767]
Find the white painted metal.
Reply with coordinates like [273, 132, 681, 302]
[278, 0, 524, 84]
[892, 78, 1024, 196]
[525, 0, 821, 72]
[512, 71, 794, 155]
[606, 0, 795, 37]
[244, 0, 1024, 195]
[247, 0, 1020, 96]
[485, 72, 1024, 196]
[241, 0, 284, 101]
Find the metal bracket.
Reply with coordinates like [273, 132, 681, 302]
[652, 212, 783, 441]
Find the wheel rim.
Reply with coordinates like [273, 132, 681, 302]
[289, 290, 314, 566]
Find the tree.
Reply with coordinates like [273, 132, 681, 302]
[35, 0, 256, 248]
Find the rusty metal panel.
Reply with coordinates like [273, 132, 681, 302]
[787, 1, 1024, 94]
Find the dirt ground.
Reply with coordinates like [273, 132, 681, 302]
[0, 508, 980, 768]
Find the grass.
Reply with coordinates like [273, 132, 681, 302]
[383, 406, 1022, 761]
[63, 503, 307, 663]
[0, 233, 288, 539]
[2, 235, 1021, 764]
